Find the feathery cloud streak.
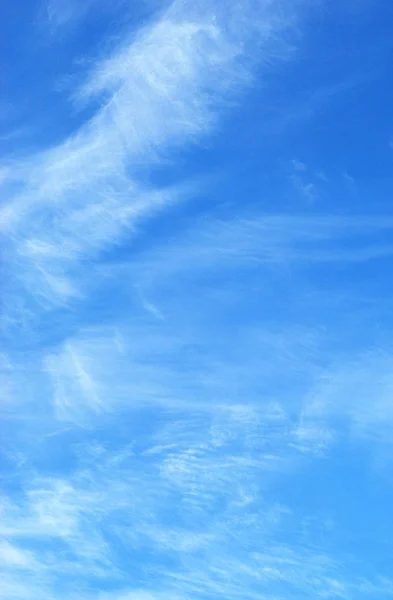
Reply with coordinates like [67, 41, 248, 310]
[2, 1, 393, 599]
[2, 0, 296, 308]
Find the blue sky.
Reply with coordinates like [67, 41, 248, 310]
[2, 0, 393, 598]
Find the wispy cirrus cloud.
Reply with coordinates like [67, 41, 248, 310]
[2, 432, 392, 600]
[302, 350, 393, 450]
[1, 0, 296, 312]
[44, 0, 96, 30]
[3, 1, 393, 599]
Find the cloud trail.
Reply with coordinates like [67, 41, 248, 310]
[2, 1, 393, 600]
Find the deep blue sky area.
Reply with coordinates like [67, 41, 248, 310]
[2, 1, 393, 600]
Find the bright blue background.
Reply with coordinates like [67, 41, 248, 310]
[2, 1, 393, 599]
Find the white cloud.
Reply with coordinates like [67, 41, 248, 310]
[2, 0, 297, 312]
[45, 0, 93, 29]
[43, 0, 127, 33]
[3, 1, 393, 599]
[0, 542, 36, 568]
[3, 415, 390, 600]
[2, 397, 393, 599]
[302, 351, 393, 451]
[104, 213, 393, 294]
[39, 318, 321, 426]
